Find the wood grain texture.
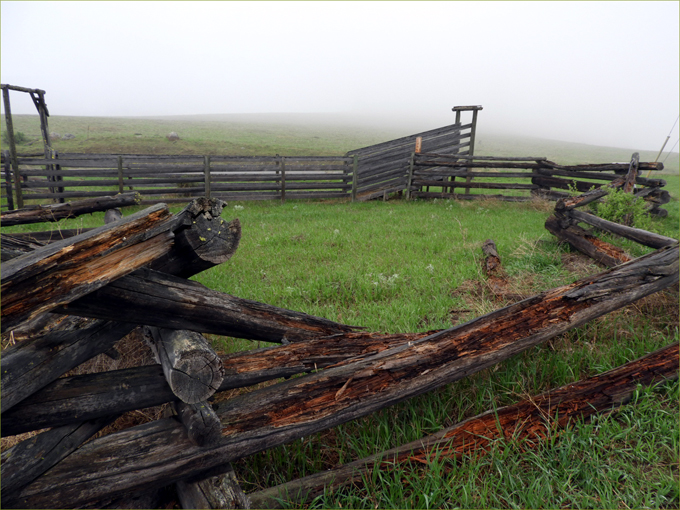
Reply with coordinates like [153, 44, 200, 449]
[11, 245, 677, 508]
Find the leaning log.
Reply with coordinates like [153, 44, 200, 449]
[248, 342, 679, 508]
[0, 416, 117, 500]
[567, 209, 677, 249]
[622, 152, 639, 193]
[145, 327, 225, 404]
[1, 203, 176, 332]
[0, 192, 141, 226]
[10, 245, 677, 509]
[545, 215, 632, 267]
[554, 177, 625, 211]
[53, 267, 359, 343]
[2, 331, 434, 435]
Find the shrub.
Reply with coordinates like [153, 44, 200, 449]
[594, 188, 651, 230]
[1, 130, 28, 145]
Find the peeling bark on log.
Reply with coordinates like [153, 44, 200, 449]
[54, 268, 359, 343]
[1, 203, 176, 332]
[545, 215, 632, 267]
[0, 192, 141, 226]
[145, 327, 225, 404]
[567, 209, 677, 249]
[10, 245, 677, 509]
[0, 415, 117, 500]
[176, 464, 251, 509]
[3, 331, 434, 435]
[174, 401, 223, 447]
[248, 342, 679, 509]
[481, 239, 510, 298]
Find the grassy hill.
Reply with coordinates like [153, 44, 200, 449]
[3, 113, 679, 173]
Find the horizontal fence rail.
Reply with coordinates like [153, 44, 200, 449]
[0, 153, 354, 208]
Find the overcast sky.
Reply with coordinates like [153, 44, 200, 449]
[1, 1, 678, 151]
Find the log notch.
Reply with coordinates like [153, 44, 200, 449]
[248, 342, 679, 509]
[9, 245, 677, 509]
[145, 327, 225, 404]
[176, 464, 251, 509]
[0, 192, 140, 226]
[1, 203, 176, 332]
[52, 268, 359, 343]
[3, 331, 434, 435]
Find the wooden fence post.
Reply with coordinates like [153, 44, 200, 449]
[351, 154, 358, 202]
[280, 155, 286, 204]
[204, 155, 211, 199]
[3, 149, 14, 210]
[2, 87, 23, 209]
[406, 152, 416, 201]
[117, 156, 124, 195]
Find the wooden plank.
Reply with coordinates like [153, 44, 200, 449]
[347, 123, 471, 156]
[413, 179, 537, 190]
[1, 204, 175, 332]
[412, 191, 532, 202]
[10, 245, 678, 509]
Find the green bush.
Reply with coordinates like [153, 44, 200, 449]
[1, 130, 28, 145]
[595, 188, 652, 230]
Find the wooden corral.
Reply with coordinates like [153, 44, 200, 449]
[0, 187, 677, 508]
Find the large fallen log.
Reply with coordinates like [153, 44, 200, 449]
[52, 267, 359, 343]
[248, 342, 679, 509]
[9, 244, 677, 509]
[1, 203, 176, 332]
[545, 214, 632, 268]
[2, 332, 433, 435]
[0, 192, 141, 226]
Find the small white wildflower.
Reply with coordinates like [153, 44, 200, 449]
[233, 205, 244, 211]
[333, 229, 340, 235]
[293, 206, 298, 210]
[426, 264, 434, 272]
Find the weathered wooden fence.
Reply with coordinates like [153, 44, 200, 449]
[407, 152, 669, 215]
[0, 152, 353, 208]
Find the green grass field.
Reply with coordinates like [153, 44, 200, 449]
[1, 114, 678, 509]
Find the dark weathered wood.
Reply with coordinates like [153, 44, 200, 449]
[0, 416, 117, 501]
[414, 179, 537, 190]
[0, 192, 141, 226]
[104, 207, 122, 223]
[1, 203, 175, 332]
[248, 342, 679, 508]
[176, 464, 251, 509]
[174, 401, 223, 447]
[54, 268, 359, 343]
[554, 177, 625, 211]
[11, 245, 677, 508]
[567, 209, 677, 249]
[545, 215, 632, 267]
[2, 331, 434, 435]
[532, 175, 601, 193]
[623, 152, 639, 193]
[146, 327, 224, 404]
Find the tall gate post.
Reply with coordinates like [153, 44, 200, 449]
[351, 154, 358, 202]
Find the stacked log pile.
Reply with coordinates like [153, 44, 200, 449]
[408, 152, 669, 215]
[1, 194, 677, 509]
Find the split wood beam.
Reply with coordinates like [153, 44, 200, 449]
[0, 192, 141, 226]
[248, 342, 679, 508]
[9, 244, 677, 509]
[1, 203, 176, 332]
[176, 464, 251, 509]
[52, 267, 359, 343]
[3, 331, 434, 435]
